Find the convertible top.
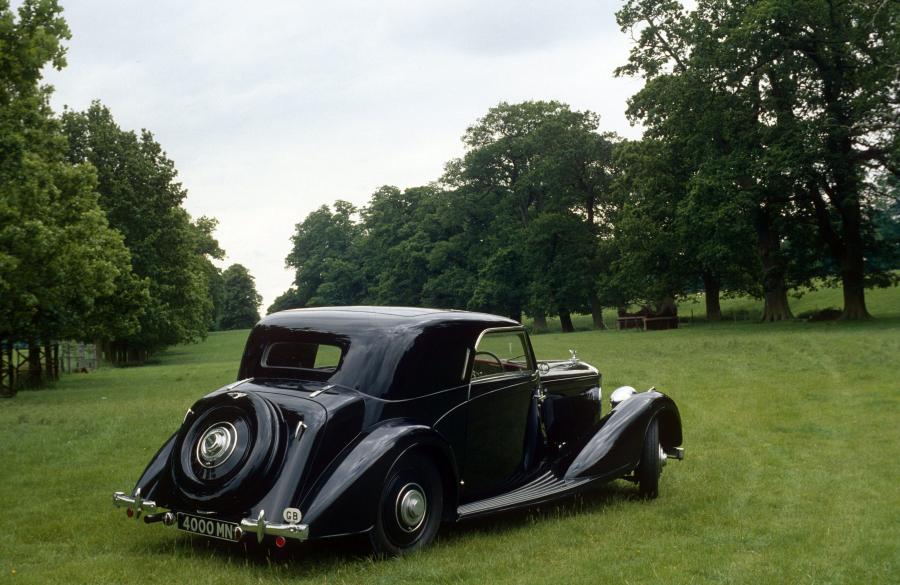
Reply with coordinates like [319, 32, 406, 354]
[239, 307, 521, 399]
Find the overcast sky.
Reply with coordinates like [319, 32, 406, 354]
[43, 0, 644, 310]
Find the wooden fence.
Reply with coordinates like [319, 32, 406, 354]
[0, 341, 98, 396]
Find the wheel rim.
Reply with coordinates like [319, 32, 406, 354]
[395, 483, 427, 533]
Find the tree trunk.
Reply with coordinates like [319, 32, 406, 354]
[532, 312, 548, 333]
[1, 338, 14, 397]
[589, 297, 606, 329]
[656, 296, 678, 317]
[559, 311, 575, 333]
[702, 271, 722, 322]
[840, 275, 868, 319]
[127, 346, 143, 365]
[27, 340, 43, 388]
[755, 209, 793, 321]
[838, 197, 870, 319]
[43, 342, 55, 381]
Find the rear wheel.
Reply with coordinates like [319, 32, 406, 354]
[369, 451, 443, 556]
[636, 417, 663, 499]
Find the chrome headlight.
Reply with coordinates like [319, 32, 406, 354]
[610, 386, 637, 409]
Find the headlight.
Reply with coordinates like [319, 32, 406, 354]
[610, 386, 637, 409]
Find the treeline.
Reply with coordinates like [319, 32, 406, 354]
[1, 1, 260, 392]
[273, 1, 898, 325]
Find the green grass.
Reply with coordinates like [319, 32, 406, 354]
[1, 287, 899, 584]
[529, 282, 900, 332]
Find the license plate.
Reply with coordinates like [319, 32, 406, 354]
[176, 512, 240, 542]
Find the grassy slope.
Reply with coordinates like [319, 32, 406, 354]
[1, 288, 898, 584]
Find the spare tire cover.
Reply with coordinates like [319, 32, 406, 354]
[170, 391, 285, 508]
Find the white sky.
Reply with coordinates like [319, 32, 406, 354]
[43, 0, 644, 310]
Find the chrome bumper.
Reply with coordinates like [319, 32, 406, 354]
[239, 510, 309, 543]
[113, 489, 162, 517]
[113, 490, 308, 543]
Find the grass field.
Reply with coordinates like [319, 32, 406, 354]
[1, 288, 899, 584]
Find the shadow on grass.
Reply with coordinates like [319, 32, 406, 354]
[146, 481, 639, 578]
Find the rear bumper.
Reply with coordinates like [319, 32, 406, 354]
[112, 491, 309, 543]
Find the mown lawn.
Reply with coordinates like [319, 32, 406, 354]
[1, 288, 898, 584]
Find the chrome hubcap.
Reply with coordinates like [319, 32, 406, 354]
[395, 483, 427, 532]
[196, 422, 238, 468]
[658, 445, 667, 471]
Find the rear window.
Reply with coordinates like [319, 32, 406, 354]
[262, 341, 344, 371]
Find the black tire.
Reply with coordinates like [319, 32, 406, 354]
[369, 451, 443, 556]
[636, 417, 661, 499]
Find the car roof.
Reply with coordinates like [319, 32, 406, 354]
[258, 306, 519, 331]
[243, 307, 524, 399]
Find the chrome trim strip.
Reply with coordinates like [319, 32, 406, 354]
[473, 326, 527, 351]
[225, 378, 251, 391]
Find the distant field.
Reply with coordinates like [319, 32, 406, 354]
[1, 286, 898, 584]
[529, 282, 900, 332]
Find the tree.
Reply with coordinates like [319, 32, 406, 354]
[615, 0, 900, 320]
[62, 102, 220, 361]
[285, 200, 364, 307]
[0, 0, 140, 390]
[218, 264, 261, 330]
[444, 101, 618, 330]
[267, 287, 303, 314]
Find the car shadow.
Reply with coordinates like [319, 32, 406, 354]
[147, 481, 640, 578]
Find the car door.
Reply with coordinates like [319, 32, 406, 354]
[461, 327, 538, 501]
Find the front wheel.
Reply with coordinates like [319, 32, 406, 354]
[636, 417, 663, 499]
[369, 451, 443, 556]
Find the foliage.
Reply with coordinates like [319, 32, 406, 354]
[0, 0, 138, 357]
[277, 102, 620, 325]
[267, 287, 303, 315]
[285, 201, 363, 307]
[217, 264, 261, 330]
[614, 0, 900, 319]
[61, 102, 221, 357]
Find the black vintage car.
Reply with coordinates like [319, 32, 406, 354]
[114, 307, 684, 554]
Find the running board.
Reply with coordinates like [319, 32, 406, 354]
[457, 471, 594, 518]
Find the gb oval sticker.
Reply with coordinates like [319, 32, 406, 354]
[283, 508, 302, 524]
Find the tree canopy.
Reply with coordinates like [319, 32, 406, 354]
[0, 0, 138, 360]
[218, 264, 261, 330]
[614, 0, 900, 319]
[61, 102, 222, 360]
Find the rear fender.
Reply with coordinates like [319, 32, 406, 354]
[565, 391, 682, 480]
[131, 433, 177, 502]
[299, 420, 458, 538]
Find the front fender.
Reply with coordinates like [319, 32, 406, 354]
[565, 391, 682, 480]
[299, 420, 457, 538]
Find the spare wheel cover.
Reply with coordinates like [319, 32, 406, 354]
[170, 391, 285, 507]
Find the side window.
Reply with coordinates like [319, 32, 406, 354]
[471, 329, 533, 380]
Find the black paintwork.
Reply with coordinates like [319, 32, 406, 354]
[129, 307, 683, 542]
